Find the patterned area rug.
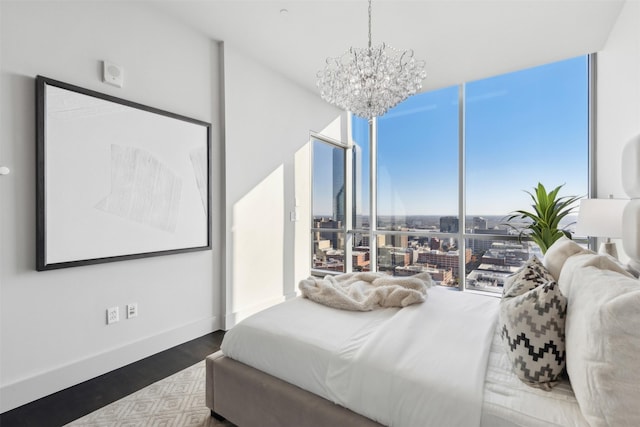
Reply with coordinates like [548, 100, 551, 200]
[66, 361, 235, 426]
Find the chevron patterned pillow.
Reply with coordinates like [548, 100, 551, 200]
[503, 256, 555, 297]
[500, 265, 567, 390]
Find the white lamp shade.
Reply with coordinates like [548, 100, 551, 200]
[575, 198, 627, 238]
[622, 134, 640, 198]
[622, 199, 640, 261]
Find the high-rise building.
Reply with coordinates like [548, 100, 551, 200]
[417, 248, 472, 276]
[361, 234, 386, 248]
[392, 251, 410, 268]
[470, 228, 509, 253]
[352, 251, 370, 271]
[395, 265, 454, 285]
[314, 239, 330, 253]
[429, 237, 441, 250]
[387, 228, 409, 248]
[316, 218, 343, 250]
[378, 247, 410, 270]
[473, 216, 488, 230]
[440, 216, 459, 233]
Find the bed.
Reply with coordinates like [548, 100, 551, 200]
[206, 239, 640, 427]
[206, 136, 640, 427]
[209, 289, 570, 426]
[206, 241, 640, 427]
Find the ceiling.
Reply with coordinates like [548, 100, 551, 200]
[152, 0, 625, 94]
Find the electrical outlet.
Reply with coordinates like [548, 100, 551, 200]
[106, 306, 119, 324]
[126, 303, 138, 319]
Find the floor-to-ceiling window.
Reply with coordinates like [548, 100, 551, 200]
[311, 135, 348, 273]
[312, 55, 590, 291]
[352, 87, 462, 284]
[464, 56, 589, 292]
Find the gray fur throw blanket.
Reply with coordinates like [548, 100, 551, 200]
[298, 272, 433, 311]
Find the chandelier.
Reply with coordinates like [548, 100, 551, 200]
[316, 0, 426, 120]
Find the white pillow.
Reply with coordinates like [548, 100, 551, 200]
[558, 252, 634, 298]
[563, 265, 640, 426]
[543, 236, 592, 281]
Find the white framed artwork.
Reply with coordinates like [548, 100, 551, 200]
[36, 76, 211, 270]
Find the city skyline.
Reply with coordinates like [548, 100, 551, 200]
[311, 213, 578, 233]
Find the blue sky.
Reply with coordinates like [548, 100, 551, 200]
[315, 55, 588, 217]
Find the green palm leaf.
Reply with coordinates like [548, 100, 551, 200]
[504, 183, 581, 254]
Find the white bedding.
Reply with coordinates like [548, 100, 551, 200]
[222, 286, 588, 427]
[222, 286, 499, 427]
[221, 295, 397, 401]
[482, 325, 589, 427]
[323, 286, 499, 426]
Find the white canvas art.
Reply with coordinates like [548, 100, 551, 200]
[190, 146, 209, 216]
[96, 145, 183, 233]
[36, 77, 211, 270]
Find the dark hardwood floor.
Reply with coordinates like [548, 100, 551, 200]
[0, 331, 225, 427]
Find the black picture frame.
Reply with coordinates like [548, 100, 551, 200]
[36, 76, 212, 271]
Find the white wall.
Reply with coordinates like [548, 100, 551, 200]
[222, 43, 341, 327]
[0, 1, 223, 412]
[597, 0, 640, 261]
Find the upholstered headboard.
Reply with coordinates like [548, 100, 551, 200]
[622, 134, 640, 272]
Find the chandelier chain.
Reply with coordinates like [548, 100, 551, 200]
[368, 0, 372, 49]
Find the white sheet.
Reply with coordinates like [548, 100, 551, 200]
[481, 324, 589, 427]
[221, 296, 398, 401]
[222, 286, 500, 427]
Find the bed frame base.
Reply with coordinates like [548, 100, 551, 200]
[206, 351, 383, 427]
[211, 410, 226, 421]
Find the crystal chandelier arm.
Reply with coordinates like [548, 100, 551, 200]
[398, 50, 412, 68]
[352, 47, 360, 67]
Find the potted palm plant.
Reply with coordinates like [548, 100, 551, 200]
[505, 183, 581, 254]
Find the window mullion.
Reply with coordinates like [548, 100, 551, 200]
[587, 53, 597, 251]
[344, 117, 354, 273]
[369, 118, 378, 273]
[458, 83, 466, 291]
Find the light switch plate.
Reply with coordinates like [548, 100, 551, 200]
[127, 303, 138, 319]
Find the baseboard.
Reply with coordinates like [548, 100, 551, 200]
[0, 315, 219, 413]
[224, 296, 285, 329]
[284, 290, 298, 300]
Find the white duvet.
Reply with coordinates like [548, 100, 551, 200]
[222, 286, 500, 427]
[324, 287, 499, 426]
